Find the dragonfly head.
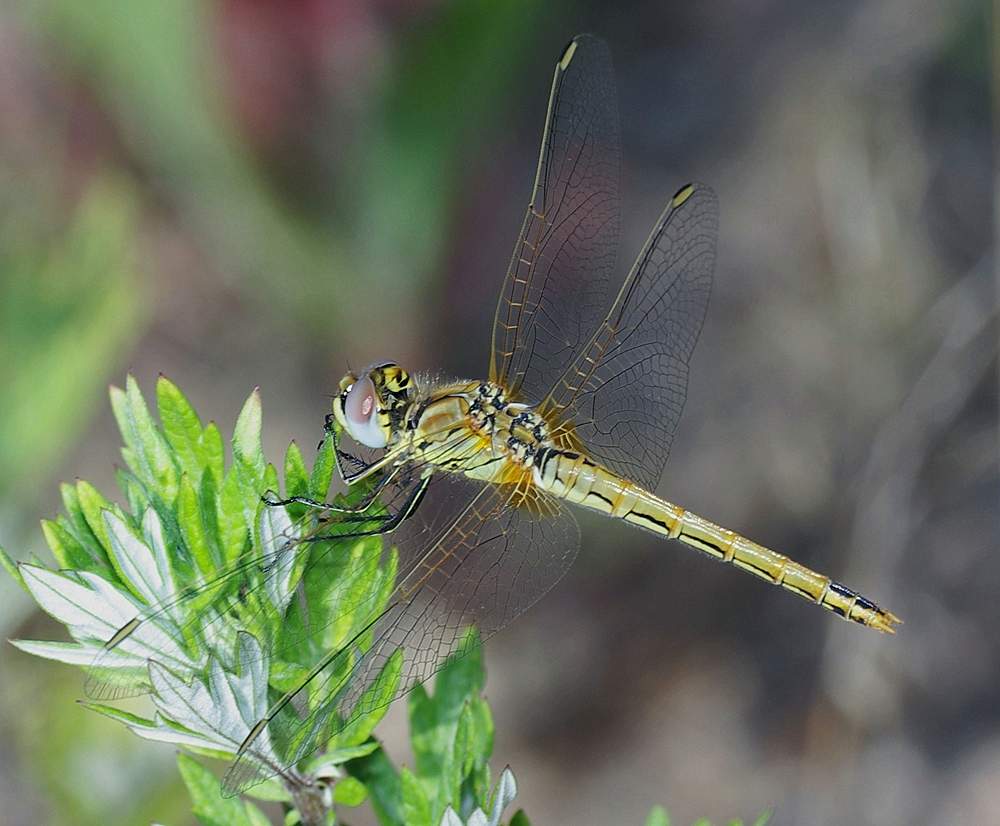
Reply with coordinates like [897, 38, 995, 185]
[333, 362, 413, 449]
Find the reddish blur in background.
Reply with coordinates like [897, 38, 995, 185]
[0, 2, 995, 825]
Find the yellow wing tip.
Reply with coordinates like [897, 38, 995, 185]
[105, 616, 141, 649]
[237, 718, 268, 757]
[671, 183, 696, 207]
[559, 40, 578, 70]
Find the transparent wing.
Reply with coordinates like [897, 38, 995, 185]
[489, 34, 621, 403]
[222, 478, 579, 794]
[540, 183, 719, 490]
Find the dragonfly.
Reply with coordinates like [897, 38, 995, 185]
[86, 34, 899, 795]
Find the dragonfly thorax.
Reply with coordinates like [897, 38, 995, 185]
[466, 381, 552, 467]
[467, 381, 509, 432]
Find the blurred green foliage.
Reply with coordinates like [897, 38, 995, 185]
[357, 0, 544, 311]
[19, 0, 547, 341]
[644, 808, 771, 826]
[0, 178, 141, 507]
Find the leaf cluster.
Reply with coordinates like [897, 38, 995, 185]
[2, 377, 519, 825]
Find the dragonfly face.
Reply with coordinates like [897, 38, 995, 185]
[333, 362, 413, 449]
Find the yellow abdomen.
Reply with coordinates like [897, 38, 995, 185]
[533, 447, 900, 633]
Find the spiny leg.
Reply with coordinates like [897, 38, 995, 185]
[299, 475, 430, 545]
[263, 463, 405, 515]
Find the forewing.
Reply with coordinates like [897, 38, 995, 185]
[541, 183, 719, 490]
[490, 34, 621, 403]
[222, 477, 579, 794]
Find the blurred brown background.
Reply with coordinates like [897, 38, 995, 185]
[0, 1, 995, 824]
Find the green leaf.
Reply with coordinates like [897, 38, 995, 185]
[201, 421, 225, 487]
[332, 776, 368, 807]
[268, 660, 313, 694]
[455, 700, 475, 767]
[178, 473, 216, 577]
[276, 533, 386, 676]
[58, 484, 107, 566]
[335, 649, 403, 747]
[59, 481, 89, 535]
[74, 480, 130, 585]
[645, 806, 670, 826]
[401, 767, 432, 826]
[447, 701, 475, 804]
[116, 467, 147, 521]
[309, 436, 336, 500]
[345, 746, 402, 826]
[80, 700, 156, 728]
[509, 811, 532, 826]
[232, 387, 265, 482]
[157, 374, 205, 482]
[751, 812, 773, 826]
[197, 466, 224, 563]
[406, 629, 489, 817]
[429, 628, 483, 717]
[40, 518, 95, 572]
[240, 778, 293, 804]
[284, 441, 309, 499]
[111, 376, 179, 502]
[467, 697, 494, 780]
[0, 545, 27, 592]
[410, 628, 484, 781]
[217, 467, 248, 568]
[263, 462, 280, 500]
[302, 742, 381, 776]
[75, 480, 115, 550]
[177, 753, 266, 826]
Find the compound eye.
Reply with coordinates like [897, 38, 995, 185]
[345, 376, 376, 426]
[343, 376, 387, 448]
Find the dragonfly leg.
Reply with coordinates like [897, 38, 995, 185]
[336, 445, 409, 486]
[299, 475, 430, 544]
[258, 485, 411, 576]
[263, 463, 404, 514]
